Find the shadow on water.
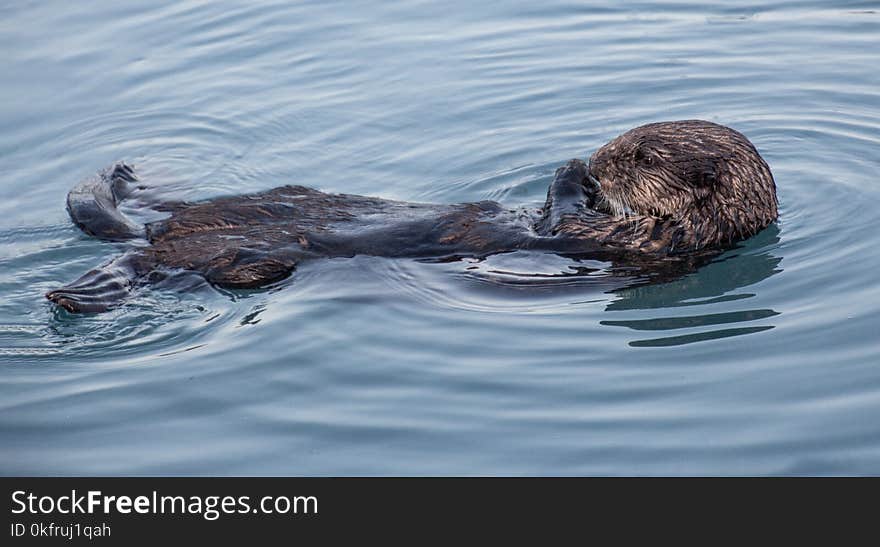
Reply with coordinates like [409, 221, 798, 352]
[600, 225, 783, 347]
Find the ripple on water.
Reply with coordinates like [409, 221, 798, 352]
[1, 0, 880, 475]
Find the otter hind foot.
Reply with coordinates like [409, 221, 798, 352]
[46, 274, 130, 313]
[46, 285, 127, 313]
[45, 253, 142, 313]
[66, 162, 144, 241]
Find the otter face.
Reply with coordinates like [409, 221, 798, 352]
[588, 120, 778, 248]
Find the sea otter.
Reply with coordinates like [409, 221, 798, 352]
[46, 120, 777, 313]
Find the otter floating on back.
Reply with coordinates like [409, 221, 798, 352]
[46, 120, 777, 313]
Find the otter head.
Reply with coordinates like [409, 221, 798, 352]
[588, 120, 778, 250]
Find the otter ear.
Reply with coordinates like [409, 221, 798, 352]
[634, 147, 654, 166]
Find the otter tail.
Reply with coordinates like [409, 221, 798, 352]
[66, 162, 144, 241]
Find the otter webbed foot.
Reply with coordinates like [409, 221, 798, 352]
[45, 252, 143, 313]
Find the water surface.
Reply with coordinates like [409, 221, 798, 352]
[1, 0, 879, 475]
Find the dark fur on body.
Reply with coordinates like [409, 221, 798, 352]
[46, 120, 777, 313]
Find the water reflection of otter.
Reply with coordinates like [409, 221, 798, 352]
[601, 225, 782, 347]
[46, 120, 779, 313]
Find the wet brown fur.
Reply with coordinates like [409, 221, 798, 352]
[578, 119, 778, 252]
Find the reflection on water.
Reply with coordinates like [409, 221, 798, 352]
[602, 225, 783, 346]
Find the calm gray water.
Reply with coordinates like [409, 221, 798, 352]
[1, 0, 879, 475]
